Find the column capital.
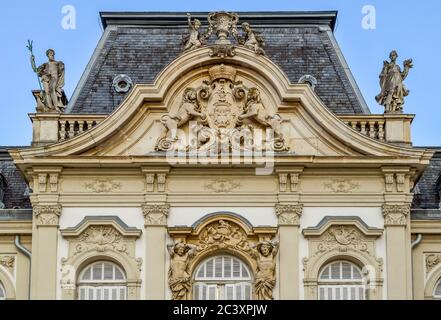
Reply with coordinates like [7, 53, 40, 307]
[33, 204, 62, 226]
[142, 204, 170, 226]
[276, 204, 303, 226]
[382, 204, 410, 226]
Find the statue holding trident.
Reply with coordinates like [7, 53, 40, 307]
[27, 40, 67, 112]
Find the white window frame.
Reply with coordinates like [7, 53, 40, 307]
[318, 261, 366, 300]
[193, 255, 253, 300]
[77, 261, 127, 300]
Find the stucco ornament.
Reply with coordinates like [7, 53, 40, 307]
[425, 254, 441, 274]
[182, 13, 207, 52]
[238, 22, 266, 55]
[318, 226, 368, 253]
[28, 44, 67, 113]
[382, 204, 410, 226]
[375, 50, 413, 113]
[34, 204, 62, 226]
[207, 11, 239, 45]
[156, 64, 288, 153]
[197, 220, 250, 252]
[250, 239, 279, 300]
[75, 226, 128, 255]
[167, 240, 197, 300]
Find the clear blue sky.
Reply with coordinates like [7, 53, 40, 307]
[0, 0, 439, 146]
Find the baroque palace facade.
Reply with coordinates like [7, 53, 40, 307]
[0, 11, 440, 300]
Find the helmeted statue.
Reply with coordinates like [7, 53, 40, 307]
[167, 240, 197, 300]
[375, 50, 413, 113]
[251, 239, 279, 300]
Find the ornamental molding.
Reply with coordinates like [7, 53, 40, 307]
[33, 204, 62, 226]
[142, 204, 170, 226]
[425, 253, 441, 275]
[204, 179, 241, 193]
[84, 178, 121, 193]
[382, 204, 410, 226]
[317, 226, 369, 253]
[323, 179, 359, 193]
[275, 204, 303, 226]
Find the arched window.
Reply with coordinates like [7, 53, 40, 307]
[193, 255, 252, 300]
[0, 281, 5, 300]
[77, 261, 127, 300]
[318, 260, 366, 300]
[434, 279, 441, 298]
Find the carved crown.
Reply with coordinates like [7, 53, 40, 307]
[209, 64, 236, 82]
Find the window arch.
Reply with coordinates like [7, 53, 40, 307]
[77, 261, 127, 300]
[0, 281, 5, 300]
[193, 255, 252, 300]
[318, 260, 366, 300]
[434, 279, 441, 299]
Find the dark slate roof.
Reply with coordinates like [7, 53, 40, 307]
[66, 11, 369, 115]
[412, 150, 441, 211]
[0, 148, 31, 210]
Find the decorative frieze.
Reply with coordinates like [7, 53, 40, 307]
[34, 204, 62, 226]
[275, 204, 303, 226]
[382, 204, 410, 226]
[142, 204, 170, 226]
[425, 254, 441, 274]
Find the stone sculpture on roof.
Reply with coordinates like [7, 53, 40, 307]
[376, 50, 413, 113]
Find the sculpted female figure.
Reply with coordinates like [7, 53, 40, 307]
[167, 240, 197, 300]
[251, 239, 279, 300]
[375, 50, 413, 113]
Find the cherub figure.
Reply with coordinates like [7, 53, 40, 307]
[167, 240, 197, 300]
[251, 239, 279, 300]
[159, 88, 206, 142]
[239, 22, 266, 55]
[182, 13, 204, 52]
[375, 50, 413, 113]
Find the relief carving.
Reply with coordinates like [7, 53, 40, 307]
[275, 204, 303, 226]
[84, 179, 121, 193]
[382, 204, 410, 226]
[156, 64, 287, 153]
[425, 254, 441, 274]
[318, 226, 369, 253]
[74, 226, 128, 256]
[197, 220, 250, 252]
[323, 179, 359, 193]
[142, 204, 170, 226]
[34, 204, 62, 226]
[0, 256, 15, 275]
[204, 179, 241, 193]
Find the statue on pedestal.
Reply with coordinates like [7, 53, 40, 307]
[375, 50, 413, 113]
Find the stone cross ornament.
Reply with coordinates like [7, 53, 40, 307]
[375, 50, 413, 113]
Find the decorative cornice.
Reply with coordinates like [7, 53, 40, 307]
[382, 204, 410, 226]
[33, 204, 62, 226]
[275, 204, 303, 226]
[142, 204, 170, 226]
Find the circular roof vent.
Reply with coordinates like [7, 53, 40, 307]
[298, 75, 318, 91]
[112, 74, 133, 93]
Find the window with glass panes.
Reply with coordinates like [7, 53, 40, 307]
[193, 255, 252, 300]
[318, 261, 366, 300]
[77, 261, 127, 300]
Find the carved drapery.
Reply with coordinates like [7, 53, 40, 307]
[276, 204, 302, 226]
[142, 204, 170, 226]
[60, 218, 142, 300]
[302, 219, 384, 300]
[382, 204, 410, 226]
[33, 204, 62, 226]
[168, 215, 277, 300]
